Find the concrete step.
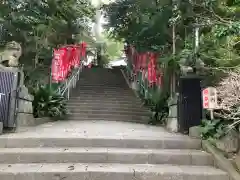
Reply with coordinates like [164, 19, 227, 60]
[69, 95, 137, 99]
[66, 104, 146, 110]
[0, 163, 228, 180]
[62, 117, 148, 124]
[77, 79, 126, 82]
[72, 88, 132, 92]
[71, 91, 134, 95]
[0, 148, 213, 165]
[67, 100, 143, 105]
[71, 89, 133, 95]
[77, 83, 127, 86]
[67, 100, 145, 108]
[76, 85, 128, 88]
[67, 113, 150, 121]
[68, 106, 152, 115]
[68, 98, 142, 103]
[75, 87, 130, 91]
[76, 86, 129, 90]
[0, 136, 201, 149]
[68, 110, 151, 117]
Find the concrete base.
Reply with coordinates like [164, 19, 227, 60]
[0, 122, 3, 135]
[130, 81, 139, 91]
[17, 113, 35, 127]
[17, 114, 54, 128]
[166, 95, 178, 132]
[167, 116, 178, 132]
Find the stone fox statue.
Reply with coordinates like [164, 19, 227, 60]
[0, 41, 22, 70]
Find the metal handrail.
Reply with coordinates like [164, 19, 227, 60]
[57, 62, 83, 100]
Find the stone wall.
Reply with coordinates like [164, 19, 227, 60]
[16, 85, 35, 127]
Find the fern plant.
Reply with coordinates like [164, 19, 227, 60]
[32, 85, 67, 119]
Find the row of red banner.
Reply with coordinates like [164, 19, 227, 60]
[51, 42, 87, 82]
[125, 45, 163, 87]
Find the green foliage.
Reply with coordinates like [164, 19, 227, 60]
[99, 54, 110, 67]
[148, 91, 169, 125]
[200, 119, 227, 140]
[103, 0, 240, 66]
[103, 34, 124, 60]
[103, 0, 173, 52]
[0, 0, 96, 84]
[32, 85, 67, 119]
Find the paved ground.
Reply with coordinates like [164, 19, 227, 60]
[3, 120, 186, 139]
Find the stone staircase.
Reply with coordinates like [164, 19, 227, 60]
[0, 67, 229, 180]
[67, 67, 151, 123]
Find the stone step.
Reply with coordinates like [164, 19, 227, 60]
[66, 103, 145, 109]
[66, 106, 150, 112]
[75, 85, 129, 89]
[77, 82, 127, 85]
[71, 92, 133, 96]
[67, 110, 151, 116]
[68, 99, 143, 104]
[0, 163, 228, 180]
[73, 87, 132, 91]
[71, 91, 134, 95]
[76, 83, 128, 87]
[73, 85, 128, 89]
[77, 78, 126, 81]
[0, 136, 201, 149]
[68, 96, 139, 101]
[70, 92, 136, 97]
[62, 117, 148, 124]
[0, 148, 212, 166]
[67, 113, 150, 121]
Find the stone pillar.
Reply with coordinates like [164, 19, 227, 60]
[16, 86, 35, 127]
[166, 93, 178, 132]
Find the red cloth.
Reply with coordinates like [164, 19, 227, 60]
[147, 52, 157, 85]
[81, 42, 87, 58]
[52, 48, 65, 82]
[141, 53, 148, 69]
[51, 42, 88, 82]
[156, 68, 163, 87]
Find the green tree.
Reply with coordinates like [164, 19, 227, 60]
[0, 0, 96, 66]
[0, 0, 96, 86]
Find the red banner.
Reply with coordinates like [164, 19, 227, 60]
[51, 42, 87, 82]
[147, 52, 157, 85]
[124, 46, 164, 87]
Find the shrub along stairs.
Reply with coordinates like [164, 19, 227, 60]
[0, 67, 229, 180]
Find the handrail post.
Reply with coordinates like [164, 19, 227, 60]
[67, 87, 70, 100]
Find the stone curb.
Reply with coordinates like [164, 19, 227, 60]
[202, 140, 240, 180]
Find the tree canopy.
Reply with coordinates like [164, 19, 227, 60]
[0, 0, 96, 67]
[103, 0, 240, 68]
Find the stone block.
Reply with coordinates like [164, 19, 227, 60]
[235, 153, 240, 171]
[0, 122, 3, 135]
[189, 126, 202, 139]
[17, 113, 35, 127]
[166, 117, 178, 132]
[166, 105, 178, 132]
[18, 85, 34, 114]
[166, 95, 178, 132]
[216, 129, 239, 153]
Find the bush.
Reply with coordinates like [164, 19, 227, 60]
[32, 85, 67, 119]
